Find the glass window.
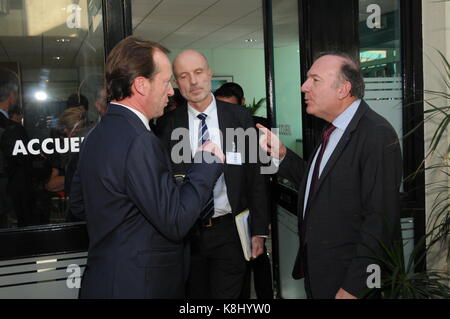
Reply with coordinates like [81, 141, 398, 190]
[359, 0, 402, 139]
[272, 0, 302, 190]
[0, 0, 105, 230]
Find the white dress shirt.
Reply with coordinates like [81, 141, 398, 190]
[110, 102, 151, 131]
[187, 94, 232, 218]
[301, 99, 361, 216]
[271, 99, 361, 216]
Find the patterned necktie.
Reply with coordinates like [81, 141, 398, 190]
[197, 113, 214, 221]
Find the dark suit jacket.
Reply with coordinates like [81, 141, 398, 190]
[279, 100, 402, 298]
[70, 104, 223, 298]
[0, 112, 32, 179]
[155, 101, 269, 237]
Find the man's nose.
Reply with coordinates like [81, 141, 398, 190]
[190, 74, 198, 85]
[167, 82, 174, 96]
[301, 80, 310, 93]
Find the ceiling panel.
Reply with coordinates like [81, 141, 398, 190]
[0, 0, 300, 71]
[217, 29, 264, 49]
[132, 0, 163, 22]
[134, 0, 270, 49]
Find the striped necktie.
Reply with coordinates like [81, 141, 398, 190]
[197, 113, 214, 221]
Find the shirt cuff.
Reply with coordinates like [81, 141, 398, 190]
[271, 154, 285, 168]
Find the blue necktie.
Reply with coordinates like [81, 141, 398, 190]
[197, 113, 214, 221]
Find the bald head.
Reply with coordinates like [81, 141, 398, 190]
[173, 50, 213, 110]
[173, 50, 209, 77]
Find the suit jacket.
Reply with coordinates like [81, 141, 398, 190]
[0, 112, 33, 192]
[279, 100, 402, 298]
[155, 101, 269, 237]
[70, 104, 223, 298]
[0, 113, 32, 182]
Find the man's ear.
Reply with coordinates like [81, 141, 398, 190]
[132, 76, 148, 96]
[338, 81, 352, 99]
[241, 96, 246, 106]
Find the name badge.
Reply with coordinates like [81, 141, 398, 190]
[226, 152, 242, 165]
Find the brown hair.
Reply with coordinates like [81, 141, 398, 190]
[105, 36, 170, 102]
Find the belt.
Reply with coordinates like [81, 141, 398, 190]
[201, 213, 232, 228]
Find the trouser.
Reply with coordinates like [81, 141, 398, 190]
[303, 245, 313, 299]
[186, 214, 247, 299]
[239, 244, 274, 299]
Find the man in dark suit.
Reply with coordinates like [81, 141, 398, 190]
[258, 52, 402, 299]
[70, 37, 225, 299]
[155, 50, 269, 298]
[0, 68, 35, 228]
[214, 82, 274, 299]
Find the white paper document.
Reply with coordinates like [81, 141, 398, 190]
[235, 209, 251, 261]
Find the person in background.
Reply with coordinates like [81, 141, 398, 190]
[156, 50, 269, 299]
[8, 106, 23, 125]
[214, 82, 246, 106]
[52, 107, 89, 222]
[66, 93, 89, 112]
[215, 81, 274, 299]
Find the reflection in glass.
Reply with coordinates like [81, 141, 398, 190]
[272, 0, 302, 158]
[0, 0, 105, 230]
[359, 0, 402, 139]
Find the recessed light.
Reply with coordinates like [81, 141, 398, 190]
[52, 56, 63, 60]
[245, 38, 256, 43]
[56, 38, 71, 43]
[35, 91, 48, 101]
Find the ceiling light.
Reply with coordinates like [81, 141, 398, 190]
[52, 56, 63, 60]
[35, 91, 48, 101]
[245, 38, 256, 43]
[56, 38, 71, 43]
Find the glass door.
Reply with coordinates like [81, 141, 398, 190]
[0, 0, 105, 231]
[270, 0, 305, 299]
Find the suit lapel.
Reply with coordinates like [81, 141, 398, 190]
[298, 143, 321, 220]
[216, 101, 229, 152]
[216, 101, 232, 177]
[309, 100, 369, 203]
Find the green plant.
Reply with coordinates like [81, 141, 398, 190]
[361, 236, 450, 299]
[245, 97, 266, 115]
[373, 49, 450, 298]
[422, 50, 450, 249]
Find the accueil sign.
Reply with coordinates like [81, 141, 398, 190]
[12, 137, 84, 156]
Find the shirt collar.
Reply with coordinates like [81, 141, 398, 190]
[187, 93, 216, 119]
[110, 102, 151, 131]
[0, 109, 9, 119]
[332, 99, 361, 131]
